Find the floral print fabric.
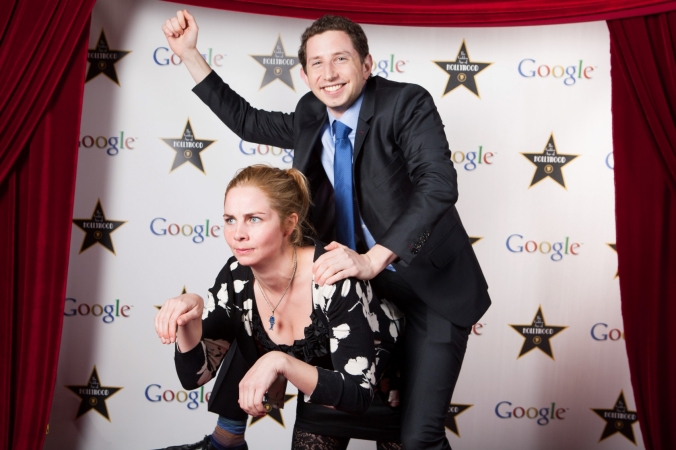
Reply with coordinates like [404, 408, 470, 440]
[174, 243, 404, 416]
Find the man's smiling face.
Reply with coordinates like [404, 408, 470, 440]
[300, 30, 372, 119]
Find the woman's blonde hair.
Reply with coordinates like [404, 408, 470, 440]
[225, 165, 313, 246]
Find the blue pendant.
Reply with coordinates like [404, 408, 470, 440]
[269, 315, 275, 330]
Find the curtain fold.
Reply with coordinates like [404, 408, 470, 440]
[609, 12, 676, 450]
[0, 1, 95, 448]
[165, 0, 676, 26]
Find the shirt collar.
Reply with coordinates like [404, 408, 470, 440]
[327, 90, 365, 137]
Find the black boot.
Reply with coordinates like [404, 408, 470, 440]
[153, 435, 215, 450]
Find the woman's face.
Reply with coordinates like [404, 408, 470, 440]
[223, 185, 292, 266]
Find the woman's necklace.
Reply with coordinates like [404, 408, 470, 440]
[255, 247, 297, 331]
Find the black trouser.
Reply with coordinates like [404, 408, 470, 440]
[371, 270, 471, 450]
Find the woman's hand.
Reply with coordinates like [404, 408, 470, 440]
[155, 293, 203, 345]
[238, 352, 289, 417]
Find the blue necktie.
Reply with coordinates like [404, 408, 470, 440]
[333, 120, 356, 250]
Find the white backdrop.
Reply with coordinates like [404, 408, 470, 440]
[45, 0, 640, 449]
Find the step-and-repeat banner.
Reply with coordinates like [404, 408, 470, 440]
[45, 0, 639, 449]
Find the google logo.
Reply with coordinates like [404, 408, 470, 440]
[153, 47, 225, 67]
[64, 298, 131, 323]
[150, 218, 221, 244]
[606, 152, 614, 170]
[372, 54, 407, 78]
[239, 140, 293, 164]
[506, 234, 581, 262]
[145, 384, 210, 410]
[450, 146, 494, 171]
[79, 132, 136, 156]
[518, 59, 594, 86]
[591, 323, 624, 341]
[495, 401, 567, 426]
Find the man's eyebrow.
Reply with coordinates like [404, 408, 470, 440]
[309, 50, 350, 58]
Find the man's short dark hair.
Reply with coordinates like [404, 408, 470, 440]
[298, 15, 369, 72]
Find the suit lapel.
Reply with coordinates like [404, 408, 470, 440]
[354, 77, 376, 162]
[294, 103, 327, 174]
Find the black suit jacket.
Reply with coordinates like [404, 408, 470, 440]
[194, 72, 490, 327]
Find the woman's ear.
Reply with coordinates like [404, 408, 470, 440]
[284, 213, 299, 237]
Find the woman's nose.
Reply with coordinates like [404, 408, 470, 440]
[233, 223, 247, 240]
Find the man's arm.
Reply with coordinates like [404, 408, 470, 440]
[162, 10, 211, 84]
[162, 10, 296, 149]
[376, 83, 457, 266]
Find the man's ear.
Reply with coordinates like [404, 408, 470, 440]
[300, 68, 311, 89]
[362, 54, 373, 79]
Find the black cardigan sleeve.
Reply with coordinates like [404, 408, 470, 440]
[305, 278, 377, 415]
[174, 261, 239, 390]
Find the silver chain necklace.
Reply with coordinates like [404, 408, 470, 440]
[254, 247, 297, 331]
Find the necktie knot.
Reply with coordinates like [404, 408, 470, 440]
[333, 120, 351, 141]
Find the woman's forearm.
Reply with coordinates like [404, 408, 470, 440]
[176, 315, 202, 353]
[279, 353, 319, 396]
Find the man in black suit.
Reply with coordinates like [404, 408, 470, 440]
[163, 10, 490, 449]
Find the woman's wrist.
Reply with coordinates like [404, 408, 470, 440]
[176, 316, 202, 351]
[275, 352, 318, 395]
[273, 352, 292, 378]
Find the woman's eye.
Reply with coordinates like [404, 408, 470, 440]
[225, 218, 235, 225]
[250, 217, 261, 223]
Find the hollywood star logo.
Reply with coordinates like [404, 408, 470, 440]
[522, 134, 578, 189]
[445, 403, 472, 437]
[510, 306, 567, 359]
[86, 29, 131, 85]
[434, 41, 491, 97]
[607, 243, 618, 278]
[249, 394, 297, 427]
[66, 366, 122, 421]
[591, 391, 639, 444]
[72, 200, 126, 254]
[161, 119, 215, 173]
[250, 36, 300, 91]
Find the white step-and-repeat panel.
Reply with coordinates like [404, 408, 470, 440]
[45, 0, 639, 448]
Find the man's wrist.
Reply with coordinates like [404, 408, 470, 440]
[366, 244, 397, 274]
[179, 48, 201, 63]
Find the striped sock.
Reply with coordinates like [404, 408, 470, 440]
[210, 416, 246, 450]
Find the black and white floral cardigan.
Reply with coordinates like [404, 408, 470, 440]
[175, 241, 404, 416]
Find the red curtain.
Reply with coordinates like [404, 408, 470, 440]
[167, 0, 676, 26]
[0, 0, 96, 449]
[609, 12, 676, 450]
